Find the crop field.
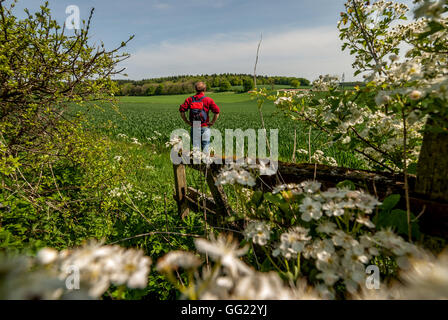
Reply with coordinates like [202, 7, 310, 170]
[70, 91, 367, 214]
[82, 92, 363, 169]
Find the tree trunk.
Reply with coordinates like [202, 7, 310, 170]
[415, 117, 448, 202]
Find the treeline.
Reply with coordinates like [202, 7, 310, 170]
[114, 73, 311, 96]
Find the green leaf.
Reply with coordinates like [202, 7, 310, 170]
[336, 180, 356, 190]
[380, 194, 400, 211]
[264, 193, 291, 214]
[250, 191, 264, 206]
[376, 208, 420, 239]
[260, 258, 272, 272]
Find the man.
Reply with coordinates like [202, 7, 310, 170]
[179, 81, 220, 153]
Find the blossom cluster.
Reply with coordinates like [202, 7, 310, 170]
[0, 242, 152, 299]
[215, 160, 276, 187]
[157, 234, 323, 300]
[38, 241, 151, 298]
[240, 179, 429, 295]
[265, 87, 424, 171]
[155, 232, 448, 300]
[296, 149, 338, 167]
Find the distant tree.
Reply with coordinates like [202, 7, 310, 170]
[133, 85, 143, 96]
[114, 74, 311, 94]
[299, 78, 311, 86]
[212, 77, 221, 87]
[121, 83, 134, 96]
[230, 77, 242, 86]
[290, 79, 300, 88]
[142, 83, 156, 96]
[243, 79, 254, 92]
[219, 79, 232, 92]
[155, 84, 164, 95]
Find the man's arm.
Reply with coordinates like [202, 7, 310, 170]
[209, 113, 219, 126]
[208, 98, 220, 126]
[180, 112, 192, 126]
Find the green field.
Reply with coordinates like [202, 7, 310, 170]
[84, 92, 363, 168]
[71, 91, 366, 213]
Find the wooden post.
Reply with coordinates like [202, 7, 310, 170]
[173, 163, 189, 219]
[205, 168, 232, 217]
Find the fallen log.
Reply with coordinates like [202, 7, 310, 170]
[181, 157, 447, 238]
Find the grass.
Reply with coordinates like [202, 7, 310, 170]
[76, 92, 366, 204]
[84, 92, 362, 167]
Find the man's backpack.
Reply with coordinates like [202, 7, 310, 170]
[189, 96, 208, 125]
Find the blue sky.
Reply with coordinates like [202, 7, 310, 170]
[12, 0, 413, 81]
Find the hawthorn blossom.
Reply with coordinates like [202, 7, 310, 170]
[299, 197, 323, 221]
[157, 251, 201, 272]
[194, 234, 251, 277]
[244, 221, 271, 246]
[273, 227, 311, 259]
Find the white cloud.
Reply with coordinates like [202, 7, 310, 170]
[118, 26, 361, 81]
[153, 3, 173, 10]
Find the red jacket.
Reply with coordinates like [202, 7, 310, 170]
[179, 92, 220, 127]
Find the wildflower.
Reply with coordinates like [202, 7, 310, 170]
[57, 241, 152, 297]
[316, 270, 340, 286]
[257, 160, 277, 176]
[273, 227, 311, 259]
[299, 197, 323, 221]
[274, 97, 292, 105]
[313, 239, 336, 262]
[229, 272, 320, 300]
[194, 234, 251, 277]
[300, 180, 322, 193]
[356, 215, 375, 228]
[375, 92, 391, 105]
[322, 200, 345, 217]
[409, 90, 423, 100]
[321, 188, 347, 200]
[36, 248, 58, 265]
[215, 164, 256, 187]
[355, 192, 381, 213]
[272, 183, 302, 196]
[244, 221, 271, 246]
[272, 184, 287, 194]
[332, 230, 358, 249]
[131, 137, 142, 146]
[316, 221, 337, 234]
[157, 251, 201, 272]
[165, 136, 184, 151]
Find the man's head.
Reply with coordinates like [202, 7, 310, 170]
[195, 81, 206, 93]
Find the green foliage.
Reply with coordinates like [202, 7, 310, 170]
[243, 78, 255, 92]
[374, 194, 421, 240]
[219, 79, 232, 92]
[0, 1, 132, 252]
[290, 79, 300, 88]
[115, 74, 310, 96]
